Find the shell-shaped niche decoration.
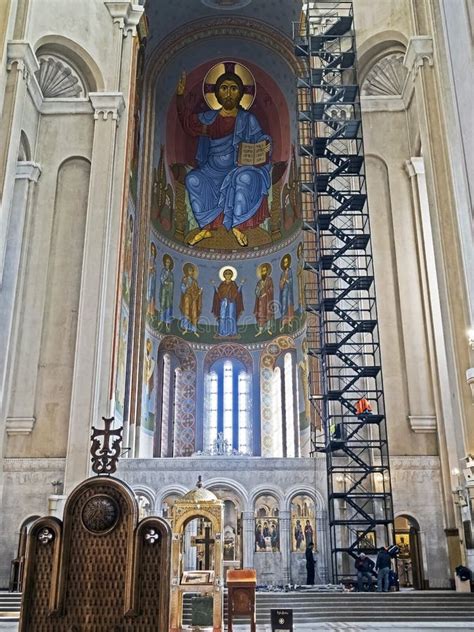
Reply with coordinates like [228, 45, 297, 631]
[361, 54, 408, 97]
[36, 55, 85, 98]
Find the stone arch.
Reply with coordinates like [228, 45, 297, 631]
[158, 335, 196, 370]
[260, 335, 296, 370]
[394, 511, 427, 589]
[17, 514, 41, 533]
[146, 16, 304, 87]
[284, 485, 325, 513]
[57, 154, 91, 171]
[34, 35, 104, 93]
[358, 30, 408, 83]
[205, 477, 249, 508]
[249, 485, 284, 511]
[132, 485, 156, 519]
[203, 343, 253, 373]
[394, 511, 422, 530]
[260, 336, 297, 457]
[155, 484, 188, 513]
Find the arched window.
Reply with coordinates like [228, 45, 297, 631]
[203, 358, 252, 455]
[204, 370, 219, 450]
[271, 367, 283, 457]
[154, 352, 181, 457]
[284, 352, 296, 457]
[150, 337, 197, 458]
[159, 353, 172, 455]
[173, 366, 182, 450]
[270, 351, 300, 457]
[238, 372, 251, 453]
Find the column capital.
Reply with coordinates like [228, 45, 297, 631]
[403, 36, 434, 82]
[105, 2, 144, 37]
[405, 157, 426, 179]
[6, 41, 40, 80]
[408, 414, 437, 433]
[89, 92, 125, 121]
[5, 416, 36, 435]
[16, 161, 42, 182]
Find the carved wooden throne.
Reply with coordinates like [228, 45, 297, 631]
[20, 476, 171, 631]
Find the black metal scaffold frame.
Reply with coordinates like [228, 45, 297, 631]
[293, 1, 395, 583]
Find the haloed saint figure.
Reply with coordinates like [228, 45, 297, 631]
[177, 61, 271, 248]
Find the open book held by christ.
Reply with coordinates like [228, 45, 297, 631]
[237, 140, 268, 166]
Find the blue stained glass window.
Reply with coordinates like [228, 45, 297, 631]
[204, 358, 252, 454]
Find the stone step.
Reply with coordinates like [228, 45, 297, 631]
[182, 591, 474, 626]
[0, 592, 21, 613]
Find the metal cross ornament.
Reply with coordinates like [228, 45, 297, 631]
[90, 416, 123, 475]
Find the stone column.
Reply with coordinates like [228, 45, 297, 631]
[279, 510, 291, 584]
[400, 156, 437, 434]
[104, 1, 143, 457]
[64, 2, 143, 492]
[242, 510, 255, 568]
[63, 93, 125, 492]
[48, 495, 67, 519]
[316, 508, 328, 583]
[465, 469, 474, 571]
[406, 155, 461, 508]
[403, 34, 467, 571]
[0, 42, 39, 283]
[0, 161, 41, 432]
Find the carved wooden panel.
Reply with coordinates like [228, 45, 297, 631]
[20, 477, 170, 632]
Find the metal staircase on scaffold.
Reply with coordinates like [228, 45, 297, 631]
[293, 0, 395, 584]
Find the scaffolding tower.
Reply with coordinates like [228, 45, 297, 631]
[294, 1, 395, 583]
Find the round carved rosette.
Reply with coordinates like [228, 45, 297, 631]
[81, 494, 119, 534]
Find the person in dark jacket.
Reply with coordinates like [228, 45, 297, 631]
[376, 546, 392, 592]
[305, 542, 315, 584]
[355, 553, 374, 591]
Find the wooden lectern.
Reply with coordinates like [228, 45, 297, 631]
[227, 568, 257, 632]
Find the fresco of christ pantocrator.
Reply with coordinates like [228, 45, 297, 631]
[176, 61, 271, 248]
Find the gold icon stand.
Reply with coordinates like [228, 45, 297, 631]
[169, 477, 224, 632]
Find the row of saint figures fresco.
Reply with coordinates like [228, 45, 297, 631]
[254, 518, 314, 553]
[145, 243, 306, 342]
[177, 499, 316, 560]
[254, 494, 316, 553]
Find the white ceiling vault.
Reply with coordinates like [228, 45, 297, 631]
[143, 0, 302, 52]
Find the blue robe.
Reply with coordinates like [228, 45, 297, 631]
[185, 108, 271, 230]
